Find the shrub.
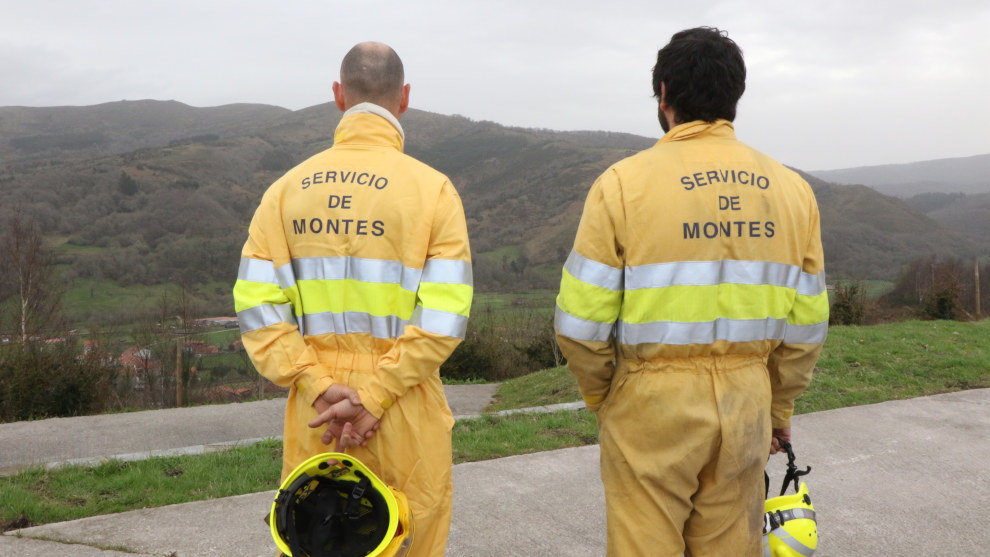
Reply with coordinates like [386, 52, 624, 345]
[830, 281, 866, 325]
[441, 305, 558, 382]
[924, 286, 959, 320]
[0, 341, 120, 422]
[117, 171, 139, 196]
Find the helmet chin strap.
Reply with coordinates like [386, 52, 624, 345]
[345, 472, 372, 519]
[763, 440, 817, 555]
[775, 438, 811, 497]
[764, 506, 817, 534]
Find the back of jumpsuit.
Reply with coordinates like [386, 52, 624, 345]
[235, 104, 472, 557]
[555, 119, 828, 556]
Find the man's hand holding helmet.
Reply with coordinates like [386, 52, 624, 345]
[769, 427, 791, 455]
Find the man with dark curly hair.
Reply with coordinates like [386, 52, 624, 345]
[555, 27, 828, 556]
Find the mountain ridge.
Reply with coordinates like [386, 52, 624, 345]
[808, 153, 990, 197]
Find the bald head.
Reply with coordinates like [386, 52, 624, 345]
[338, 42, 405, 109]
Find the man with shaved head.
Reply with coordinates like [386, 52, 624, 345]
[236, 41, 472, 556]
[337, 41, 406, 108]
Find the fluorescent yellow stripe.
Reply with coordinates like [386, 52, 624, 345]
[233, 280, 286, 313]
[621, 284, 794, 324]
[788, 291, 830, 326]
[296, 279, 417, 319]
[283, 284, 302, 315]
[557, 269, 622, 324]
[417, 282, 473, 317]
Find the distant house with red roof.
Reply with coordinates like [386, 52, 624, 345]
[80, 340, 115, 367]
[119, 347, 158, 389]
[184, 340, 220, 356]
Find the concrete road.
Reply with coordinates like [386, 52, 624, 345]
[0, 384, 499, 474]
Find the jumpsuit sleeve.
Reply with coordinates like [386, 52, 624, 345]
[233, 187, 334, 407]
[554, 171, 625, 412]
[767, 193, 829, 428]
[357, 181, 473, 418]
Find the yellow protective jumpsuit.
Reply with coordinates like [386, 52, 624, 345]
[555, 120, 828, 557]
[234, 103, 472, 557]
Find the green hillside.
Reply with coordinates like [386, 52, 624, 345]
[799, 173, 983, 279]
[905, 192, 990, 244]
[1, 100, 987, 316]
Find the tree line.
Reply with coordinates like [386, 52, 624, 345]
[831, 256, 988, 325]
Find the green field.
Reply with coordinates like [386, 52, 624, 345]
[59, 278, 235, 329]
[486, 319, 990, 415]
[803, 319, 990, 412]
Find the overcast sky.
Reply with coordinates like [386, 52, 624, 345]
[2, 0, 988, 171]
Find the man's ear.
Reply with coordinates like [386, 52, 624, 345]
[332, 81, 346, 111]
[397, 83, 410, 116]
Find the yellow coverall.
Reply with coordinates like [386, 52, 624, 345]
[555, 120, 828, 556]
[234, 104, 472, 557]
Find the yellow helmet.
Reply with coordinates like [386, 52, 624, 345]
[270, 453, 412, 557]
[763, 481, 817, 556]
[763, 439, 816, 556]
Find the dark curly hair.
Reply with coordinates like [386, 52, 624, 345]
[652, 27, 746, 123]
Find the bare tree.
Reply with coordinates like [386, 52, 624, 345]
[0, 211, 65, 341]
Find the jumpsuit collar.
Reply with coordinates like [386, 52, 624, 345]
[656, 119, 736, 145]
[333, 102, 405, 152]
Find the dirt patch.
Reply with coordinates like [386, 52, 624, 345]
[543, 428, 597, 445]
[1, 514, 33, 532]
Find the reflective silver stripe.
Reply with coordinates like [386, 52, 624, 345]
[769, 528, 816, 557]
[237, 258, 278, 284]
[237, 303, 297, 334]
[410, 306, 468, 338]
[782, 321, 828, 344]
[564, 250, 623, 291]
[617, 317, 789, 346]
[292, 256, 422, 292]
[797, 270, 826, 296]
[554, 306, 614, 342]
[422, 259, 472, 285]
[275, 263, 296, 290]
[302, 311, 407, 340]
[422, 259, 473, 285]
[626, 259, 817, 291]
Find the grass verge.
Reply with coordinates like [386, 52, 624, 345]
[1, 440, 282, 531]
[803, 319, 990, 412]
[486, 365, 581, 411]
[453, 410, 597, 464]
[2, 319, 988, 531]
